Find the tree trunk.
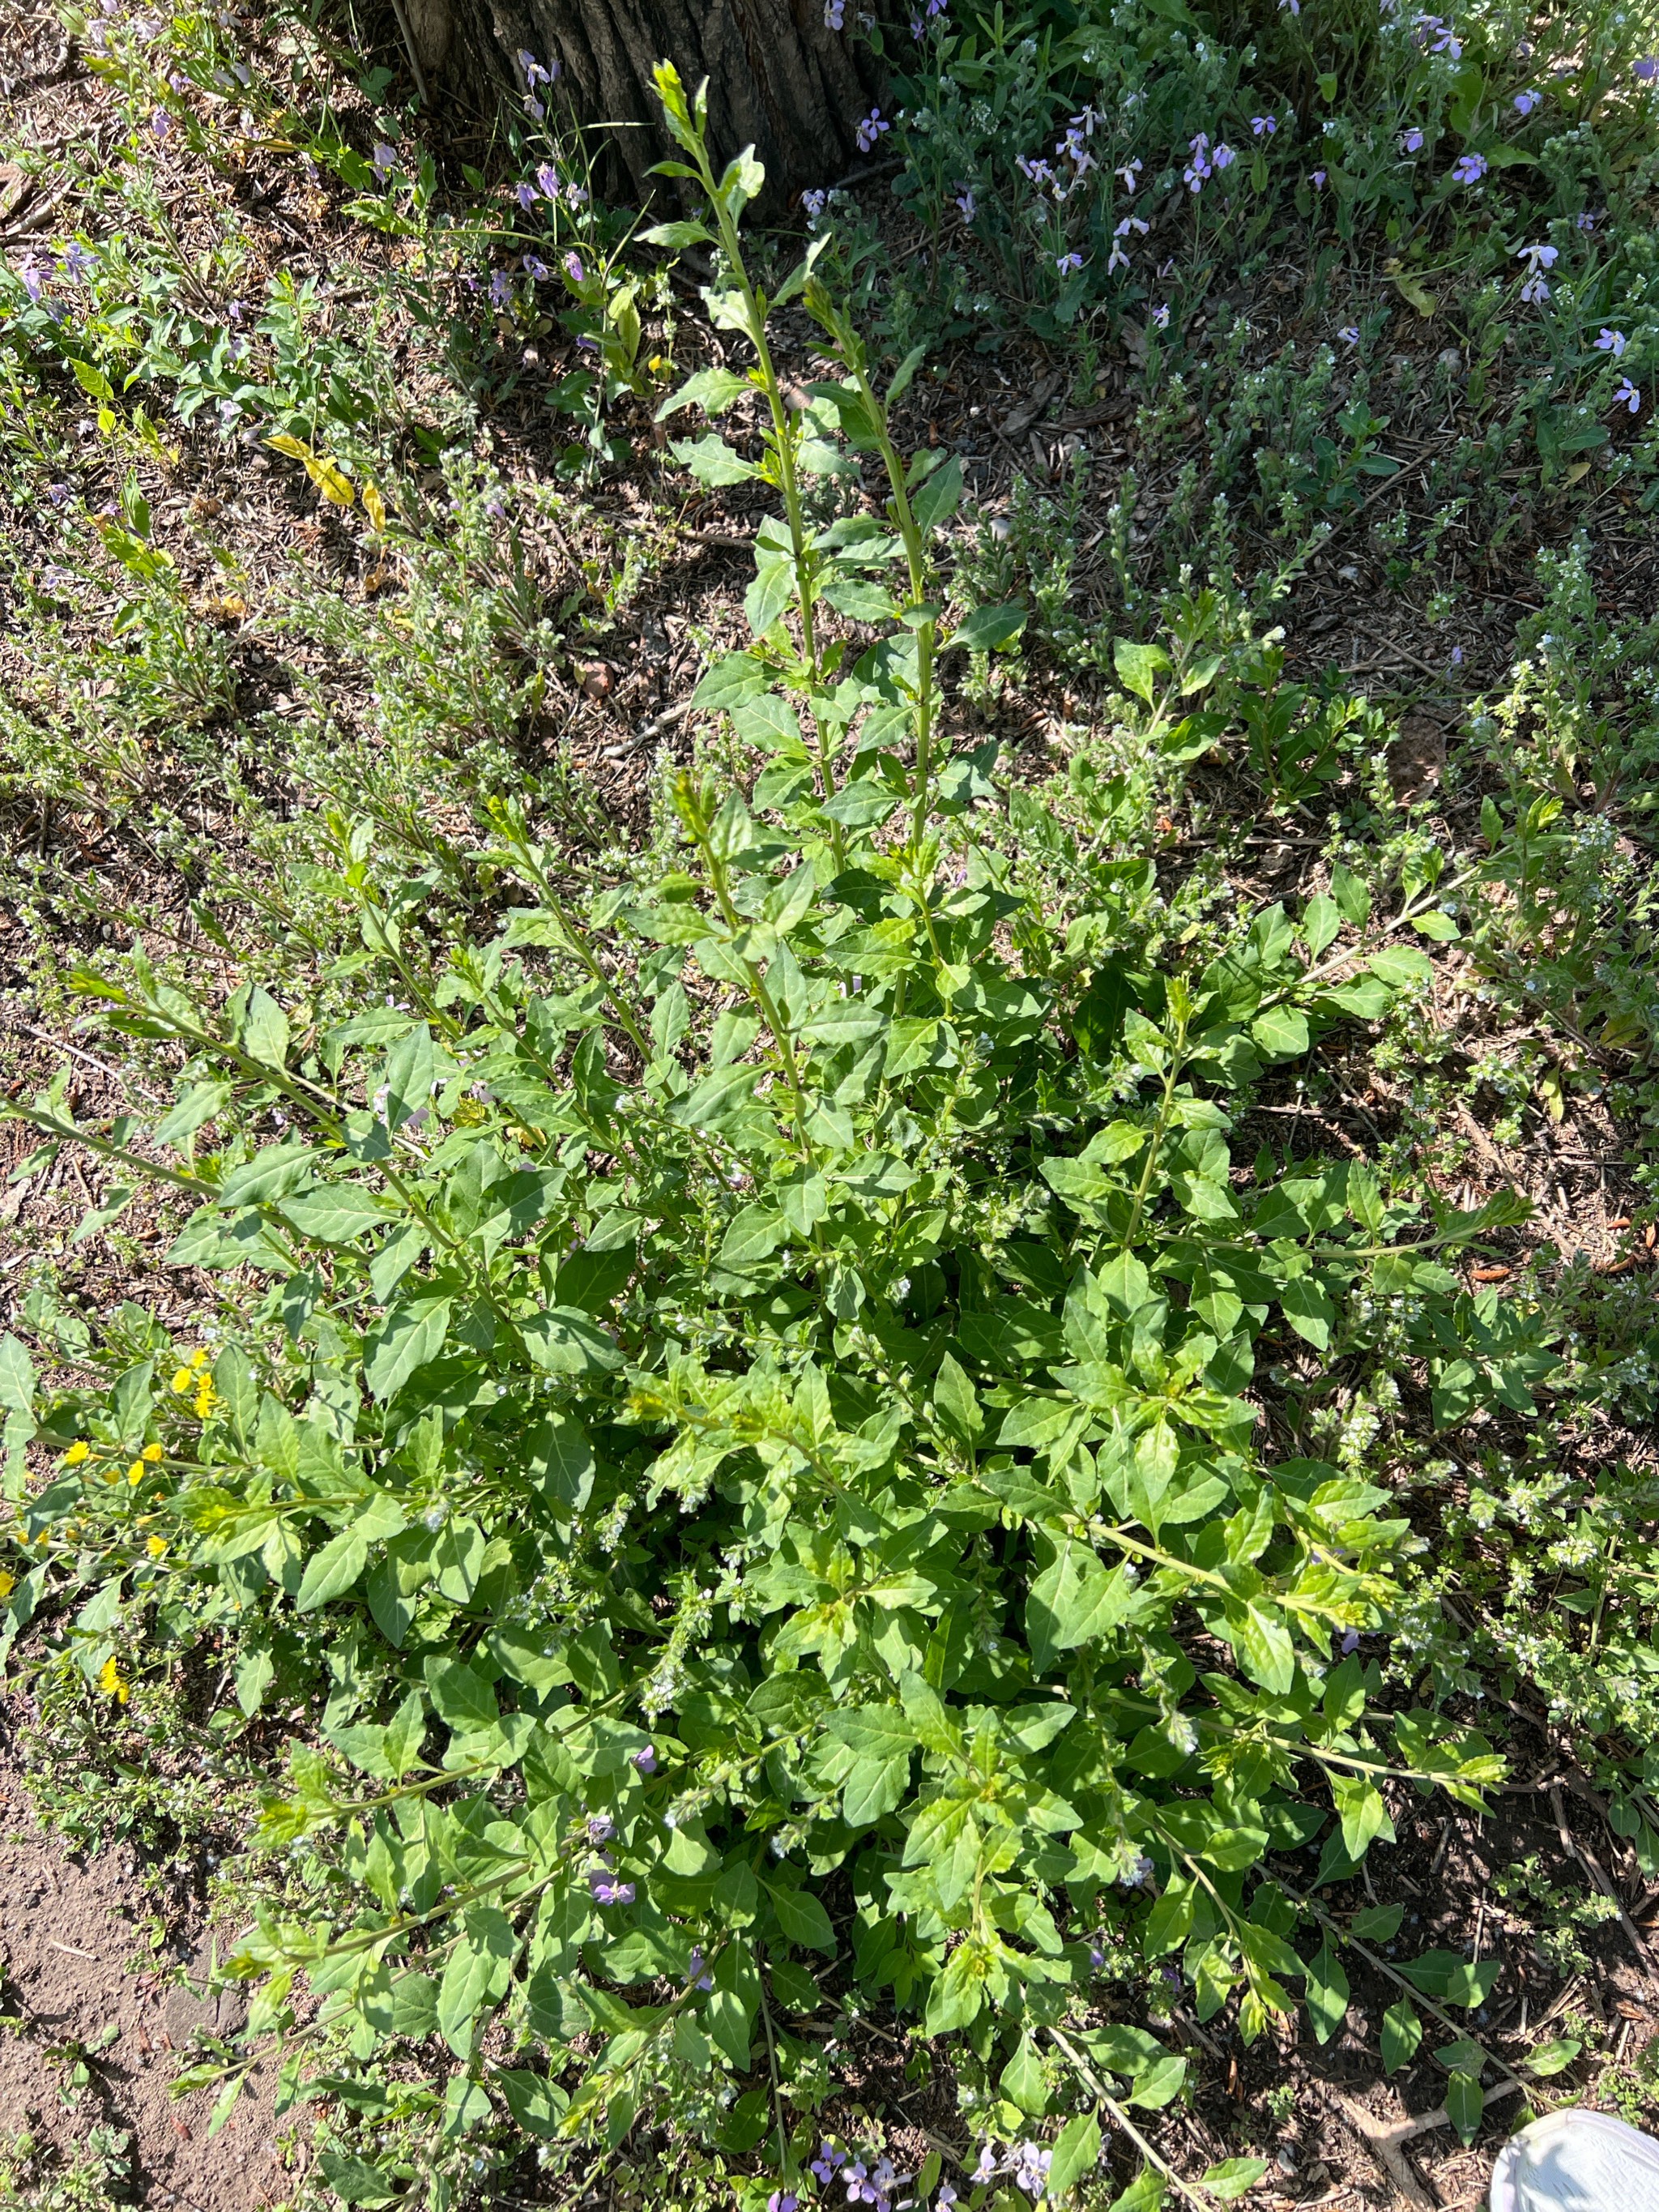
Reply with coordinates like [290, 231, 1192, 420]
[403, 0, 887, 212]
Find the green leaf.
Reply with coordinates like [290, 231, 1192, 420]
[519, 1306, 623, 1375]
[1000, 2034, 1049, 2116]
[1200, 2159, 1268, 2201]
[363, 1296, 452, 1401]
[1525, 2035, 1580, 2077]
[1047, 2111, 1102, 2199]
[0, 1336, 36, 1418]
[1445, 2069, 1483, 2145]
[424, 1655, 500, 1738]
[1251, 1005, 1309, 1059]
[1333, 1775, 1395, 1861]
[296, 1524, 369, 1611]
[1410, 909, 1461, 942]
[1395, 1951, 1500, 2008]
[670, 433, 761, 485]
[640, 218, 717, 250]
[1114, 636, 1171, 703]
[1381, 1999, 1423, 2072]
[945, 602, 1026, 654]
[1306, 1942, 1350, 2045]
[766, 1882, 835, 1953]
[1029, 1542, 1138, 1652]
[435, 1905, 517, 2056]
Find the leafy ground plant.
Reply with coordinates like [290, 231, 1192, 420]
[0, 64, 1595, 2212]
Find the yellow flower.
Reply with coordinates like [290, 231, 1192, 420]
[126, 1460, 145, 1486]
[0, 1571, 15, 1599]
[141, 1442, 164, 1463]
[194, 1383, 216, 1419]
[146, 1535, 167, 1558]
[97, 1655, 130, 1704]
[171, 1368, 194, 1394]
[190, 1349, 210, 1370]
[64, 1441, 90, 1464]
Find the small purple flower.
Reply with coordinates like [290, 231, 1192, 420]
[855, 108, 889, 154]
[972, 2147, 1000, 2185]
[954, 186, 975, 220]
[1340, 1627, 1361, 1654]
[1413, 12, 1462, 57]
[1252, 114, 1277, 136]
[1452, 150, 1488, 184]
[372, 142, 397, 177]
[1151, 301, 1170, 328]
[1280, 0, 1300, 15]
[586, 1811, 615, 1843]
[1400, 126, 1425, 152]
[687, 1945, 714, 1990]
[488, 270, 514, 309]
[14, 254, 45, 304]
[517, 46, 553, 85]
[564, 251, 585, 283]
[1576, 211, 1599, 231]
[535, 162, 561, 199]
[1116, 156, 1143, 190]
[565, 181, 590, 207]
[825, 0, 846, 24]
[1635, 55, 1659, 83]
[58, 241, 97, 281]
[523, 95, 545, 121]
[151, 109, 173, 139]
[514, 179, 538, 211]
[1056, 250, 1083, 273]
[1614, 377, 1641, 413]
[938, 2190, 958, 2210]
[1337, 325, 1360, 346]
[1090, 1941, 1107, 1968]
[1183, 132, 1213, 191]
[47, 482, 70, 506]
[1311, 167, 1327, 188]
[770, 2196, 800, 2212]
[812, 2145, 847, 2185]
[633, 1743, 657, 1773]
[588, 1869, 636, 1905]
[910, 14, 924, 36]
[523, 253, 550, 280]
[1513, 88, 1542, 113]
[1520, 274, 1550, 303]
[1212, 141, 1236, 170]
[1597, 328, 1627, 357]
[1449, 646, 1464, 667]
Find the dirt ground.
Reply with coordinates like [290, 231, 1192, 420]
[0, 1763, 290, 2210]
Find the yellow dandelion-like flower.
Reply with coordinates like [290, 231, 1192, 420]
[190, 1349, 210, 1370]
[146, 1535, 167, 1558]
[64, 1440, 90, 1464]
[126, 1460, 145, 1486]
[171, 1368, 194, 1394]
[141, 1442, 164, 1463]
[194, 1384, 216, 1419]
[0, 1571, 15, 1599]
[97, 1655, 130, 1704]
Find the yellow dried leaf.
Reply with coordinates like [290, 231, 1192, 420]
[362, 480, 386, 533]
[264, 431, 312, 463]
[308, 454, 355, 506]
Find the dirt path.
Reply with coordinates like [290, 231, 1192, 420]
[0, 1780, 289, 2209]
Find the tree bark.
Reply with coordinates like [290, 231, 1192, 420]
[403, 0, 887, 212]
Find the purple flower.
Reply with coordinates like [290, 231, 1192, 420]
[1151, 302, 1170, 328]
[151, 109, 173, 139]
[1340, 1627, 1361, 1654]
[1576, 211, 1598, 231]
[1212, 141, 1236, 170]
[1280, 0, 1300, 15]
[588, 1869, 636, 1905]
[825, 0, 846, 24]
[488, 270, 514, 309]
[586, 1812, 615, 1843]
[514, 180, 538, 210]
[938, 2190, 958, 2210]
[910, 14, 924, 36]
[535, 162, 561, 199]
[954, 186, 976, 219]
[1449, 646, 1464, 667]
[517, 46, 554, 85]
[565, 181, 590, 207]
[47, 482, 70, 506]
[564, 251, 585, 282]
[1514, 88, 1542, 113]
[373, 142, 397, 177]
[1520, 274, 1550, 303]
[812, 2145, 847, 2184]
[770, 2196, 800, 2212]
[1597, 328, 1627, 357]
[1183, 132, 1213, 191]
[1056, 250, 1083, 273]
[1452, 151, 1488, 184]
[1117, 156, 1143, 190]
[633, 1743, 657, 1773]
[1614, 377, 1641, 413]
[523, 95, 545, 121]
[687, 1945, 714, 1990]
[1311, 168, 1327, 188]
[1090, 1942, 1107, 1968]
[1400, 126, 1425, 152]
[1252, 114, 1277, 136]
[523, 254, 550, 280]
[58, 241, 97, 281]
[14, 254, 45, 304]
[855, 108, 889, 154]
[972, 2147, 1000, 2185]
[1413, 13, 1462, 57]
[1013, 2144, 1052, 2201]
[1337, 325, 1360, 345]
[1635, 56, 1658, 83]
